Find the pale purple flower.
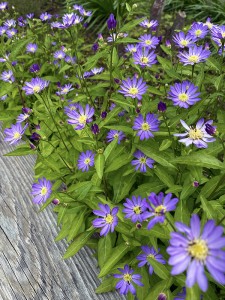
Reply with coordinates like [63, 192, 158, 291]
[26, 43, 38, 53]
[211, 25, 225, 47]
[119, 76, 147, 100]
[123, 196, 148, 223]
[139, 19, 158, 30]
[114, 264, 143, 295]
[1, 70, 14, 82]
[137, 246, 166, 275]
[0, 26, 7, 35]
[40, 12, 52, 21]
[178, 45, 210, 65]
[174, 119, 216, 148]
[77, 150, 95, 172]
[133, 113, 159, 140]
[167, 214, 225, 292]
[31, 177, 52, 204]
[188, 22, 208, 40]
[16, 113, 30, 123]
[125, 44, 139, 53]
[22, 77, 49, 95]
[53, 50, 66, 60]
[92, 204, 119, 236]
[4, 19, 16, 28]
[79, 8, 92, 17]
[57, 84, 74, 95]
[131, 150, 155, 172]
[138, 34, 160, 49]
[204, 17, 214, 30]
[91, 67, 104, 75]
[173, 31, 196, 48]
[6, 28, 17, 38]
[168, 80, 201, 108]
[26, 13, 34, 19]
[106, 130, 126, 144]
[0, 2, 8, 10]
[66, 104, 94, 130]
[133, 46, 157, 68]
[4, 123, 28, 145]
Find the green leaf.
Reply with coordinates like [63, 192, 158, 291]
[186, 285, 201, 300]
[147, 257, 170, 280]
[148, 86, 164, 96]
[67, 209, 87, 242]
[159, 139, 172, 151]
[144, 278, 173, 300]
[104, 139, 117, 161]
[98, 243, 131, 277]
[136, 267, 150, 300]
[95, 154, 105, 180]
[4, 145, 35, 156]
[206, 57, 221, 71]
[172, 153, 225, 169]
[154, 165, 174, 188]
[200, 195, 217, 220]
[98, 235, 112, 269]
[95, 277, 116, 293]
[63, 229, 95, 259]
[139, 224, 170, 239]
[105, 154, 131, 173]
[119, 17, 145, 33]
[104, 125, 133, 135]
[174, 198, 190, 225]
[214, 74, 223, 91]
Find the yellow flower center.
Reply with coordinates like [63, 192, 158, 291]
[180, 40, 188, 46]
[58, 54, 63, 59]
[189, 128, 203, 140]
[129, 87, 138, 95]
[123, 273, 132, 283]
[154, 204, 166, 216]
[62, 88, 69, 93]
[188, 239, 208, 261]
[41, 187, 47, 195]
[188, 55, 199, 63]
[178, 93, 189, 102]
[147, 254, 155, 259]
[145, 40, 152, 45]
[139, 157, 147, 164]
[206, 22, 212, 29]
[141, 56, 149, 64]
[141, 122, 150, 131]
[146, 23, 151, 28]
[195, 29, 202, 37]
[131, 47, 137, 53]
[84, 158, 90, 165]
[104, 214, 114, 224]
[133, 206, 141, 214]
[6, 74, 11, 79]
[33, 85, 41, 93]
[222, 32, 225, 38]
[113, 133, 119, 139]
[78, 115, 87, 124]
[13, 132, 21, 139]
[31, 47, 35, 51]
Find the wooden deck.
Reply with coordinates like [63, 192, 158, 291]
[0, 129, 125, 300]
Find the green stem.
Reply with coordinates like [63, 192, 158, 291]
[162, 112, 171, 137]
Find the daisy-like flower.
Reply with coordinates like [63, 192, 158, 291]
[64, 55, 76, 64]
[4, 19, 16, 28]
[66, 103, 94, 130]
[123, 196, 147, 223]
[91, 67, 104, 75]
[26, 43, 38, 53]
[53, 50, 66, 60]
[131, 150, 155, 172]
[26, 13, 34, 19]
[0, 2, 8, 10]
[40, 12, 52, 21]
[139, 19, 158, 30]
[79, 7, 92, 17]
[4, 123, 28, 145]
[138, 34, 160, 49]
[174, 119, 216, 148]
[133, 46, 157, 68]
[29, 63, 40, 73]
[119, 76, 147, 100]
[114, 264, 143, 295]
[144, 192, 179, 230]
[125, 44, 139, 53]
[107, 32, 128, 43]
[167, 214, 225, 292]
[92, 203, 119, 236]
[204, 17, 214, 30]
[136, 246, 166, 275]
[16, 113, 30, 123]
[178, 45, 210, 65]
[0, 26, 7, 35]
[6, 28, 17, 38]
[211, 25, 225, 47]
[188, 22, 208, 40]
[31, 177, 52, 204]
[173, 31, 196, 48]
[22, 77, 49, 95]
[73, 4, 83, 11]
[168, 80, 201, 108]
[106, 130, 126, 144]
[77, 150, 95, 172]
[1, 70, 15, 82]
[57, 83, 74, 95]
[133, 113, 159, 140]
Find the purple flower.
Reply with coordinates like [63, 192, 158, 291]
[123, 196, 148, 223]
[138, 34, 160, 49]
[167, 214, 225, 292]
[92, 43, 99, 52]
[168, 81, 201, 108]
[31, 177, 52, 204]
[91, 123, 99, 135]
[53, 50, 66, 60]
[4, 19, 16, 28]
[188, 22, 208, 40]
[174, 119, 216, 148]
[139, 19, 158, 30]
[133, 47, 157, 68]
[137, 246, 166, 275]
[211, 25, 225, 47]
[26, 13, 34, 19]
[57, 83, 74, 95]
[29, 63, 40, 73]
[173, 31, 196, 48]
[133, 113, 159, 140]
[106, 130, 126, 144]
[143, 192, 179, 230]
[0, 2, 8, 10]
[64, 102, 80, 114]
[91, 67, 104, 75]
[1, 70, 14, 82]
[40, 12, 52, 21]
[205, 123, 216, 135]
[107, 13, 117, 30]
[26, 43, 38, 53]
[119, 76, 147, 100]
[174, 288, 186, 300]
[0, 26, 7, 36]
[79, 8, 92, 17]
[4, 123, 28, 145]
[92, 203, 119, 236]
[64, 55, 76, 64]
[6, 28, 17, 38]
[16, 113, 30, 123]
[125, 44, 139, 53]
[158, 101, 167, 112]
[114, 264, 143, 295]
[131, 150, 155, 172]
[178, 45, 210, 65]
[204, 17, 213, 30]
[77, 150, 95, 172]
[22, 77, 49, 95]
[66, 104, 94, 130]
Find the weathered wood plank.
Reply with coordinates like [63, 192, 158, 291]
[0, 129, 125, 300]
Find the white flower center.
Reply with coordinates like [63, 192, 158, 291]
[78, 115, 87, 124]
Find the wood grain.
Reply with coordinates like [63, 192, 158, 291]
[0, 129, 125, 300]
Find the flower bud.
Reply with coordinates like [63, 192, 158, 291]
[107, 14, 117, 30]
[91, 123, 100, 135]
[158, 101, 167, 112]
[52, 198, 60, 205]
[205, 123, 216, 135]
[158, 293, 167, 300]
